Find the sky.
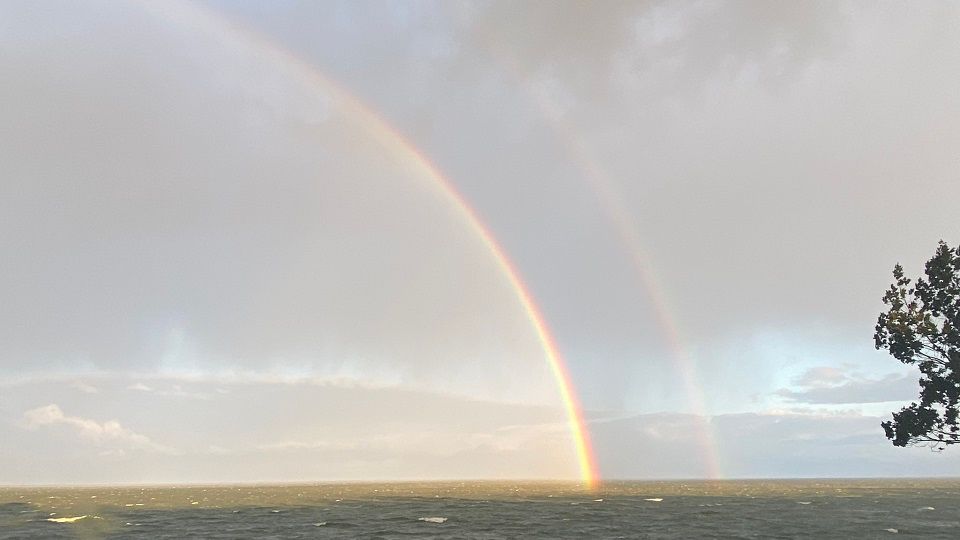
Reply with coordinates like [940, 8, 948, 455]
[2, 0, 960, 484]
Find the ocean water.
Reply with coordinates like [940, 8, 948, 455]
[1, 479, 958, 538]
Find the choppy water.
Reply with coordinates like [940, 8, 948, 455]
[1, 479, 958, 538]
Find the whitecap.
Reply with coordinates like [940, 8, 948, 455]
[314, 522, 327, 527]
[644, 498, 663, 502]
[919, 507, 935, 511]
[884, 528, 898, 534]
[797, 501, 812, 505]
[419, 517, 448, 524]
[46, 515, 87, 523]
[593, 499, 604, 502]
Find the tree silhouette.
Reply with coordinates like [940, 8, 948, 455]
[875, 241, 960, 449]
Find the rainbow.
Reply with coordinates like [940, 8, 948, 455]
[536, 119, 721, 480]
[140, 1, 600, 488]
[467, 22, 723, 478]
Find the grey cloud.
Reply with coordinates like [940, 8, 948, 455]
[593, 410, 960, 479]
[463, 0, 642, 80]
[358, 0, 960, 411]
[458, 1, 847, 103]
[0, 0, 559, 405]
[793, 366, 848, 389]
[776, 371, 918, 405]
[633, 1, 847, 90]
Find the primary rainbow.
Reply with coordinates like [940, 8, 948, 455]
[141, 0, 600, 489]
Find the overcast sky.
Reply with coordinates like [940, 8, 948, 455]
[3, 0, 960, 484]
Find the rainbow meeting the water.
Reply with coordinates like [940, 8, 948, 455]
[454, 10, 725, 480]
[140, 0, 600, 488]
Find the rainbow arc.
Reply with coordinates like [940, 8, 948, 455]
[142, 0, 600, 489]
[468, 19, 723, 479]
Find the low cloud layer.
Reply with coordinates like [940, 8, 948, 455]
[776, 367, 919, 405]
[4, 376, 960, 484]
[1, 376, 575, 484]
[593, 410, 960, 479]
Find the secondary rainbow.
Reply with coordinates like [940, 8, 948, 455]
[142, 0, 600, 488]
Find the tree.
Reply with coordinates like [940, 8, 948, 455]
[875, 241, 960, 449]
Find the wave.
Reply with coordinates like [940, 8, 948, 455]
[46, 515, 87, 523]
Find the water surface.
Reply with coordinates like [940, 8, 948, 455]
[1, 479, 957, 538]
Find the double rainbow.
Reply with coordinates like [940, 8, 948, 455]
[469, 18, 723, 479]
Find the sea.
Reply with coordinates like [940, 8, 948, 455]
[1, 479, 958, 538]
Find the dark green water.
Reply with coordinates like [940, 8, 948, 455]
[1, 479, 958, 538]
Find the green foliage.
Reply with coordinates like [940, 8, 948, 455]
[875, 241, 960, 449]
